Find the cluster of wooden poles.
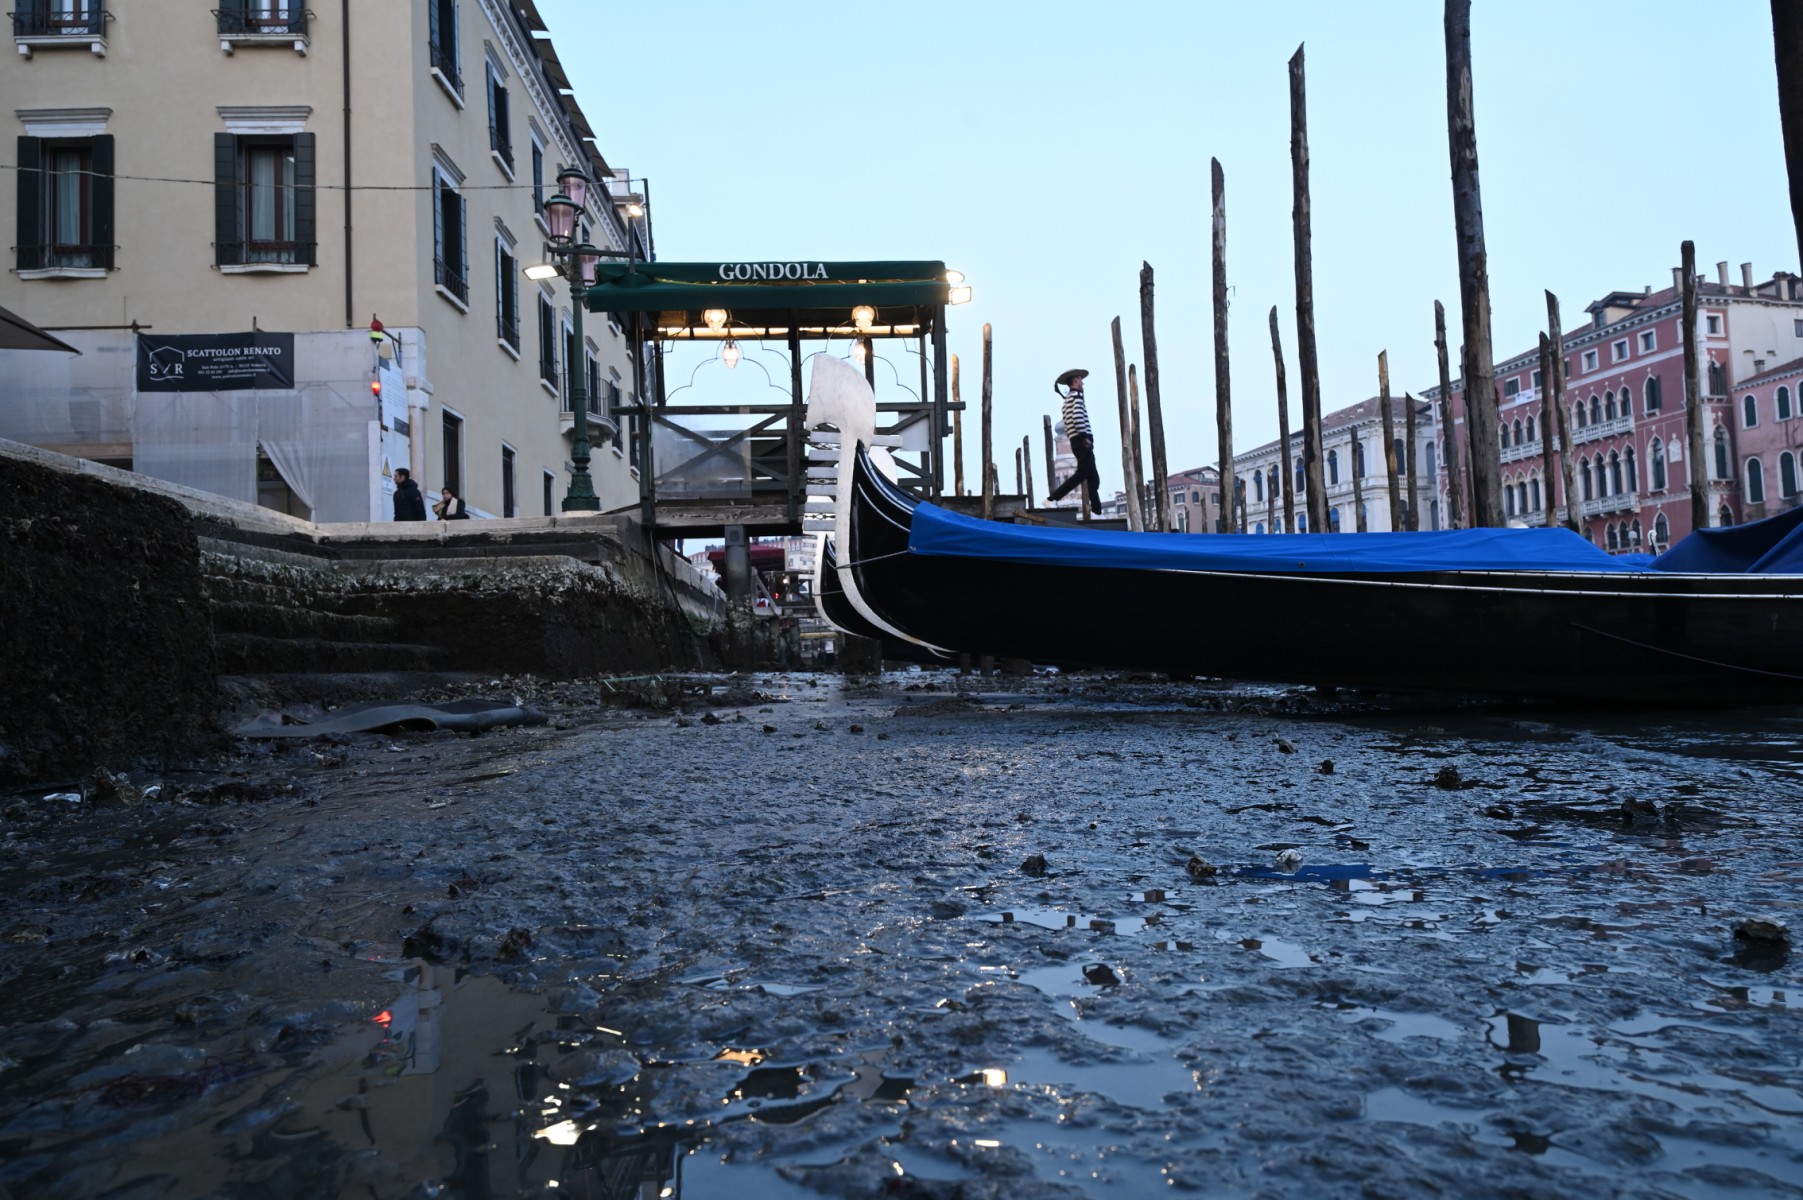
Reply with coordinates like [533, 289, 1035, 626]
[936, 0, 1779, 539]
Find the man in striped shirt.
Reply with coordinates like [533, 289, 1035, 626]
[1046, 368, 1102, 509]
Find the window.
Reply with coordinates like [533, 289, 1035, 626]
[1715, 425, 1730, 480]
[1720, 504, 1735, 528]
[1589, 396, 1601, 425]
[530, 138, 545, 217]
[1582, 349, 1599, 372]
[1294, 459, 1305, 495]
[1640, 330, 1656, 353]
[1353, 440, 1366, 476]
[1654, 512, 1670, 548]
[217, 1, 308, 37]
[542, 469, 555, 516]
[536, 293, 557, 389]
[1708, 360, 1726, 396]
[561, 320, 576, 410]
[1607, 524, 1619, 551]
[1650, 438, 1667, 490]
[1525, 415, 1537, 444]
[1624, 447, 1637, 493]
[1645, 376, 1662, 412]
[585, 351, 601, 416]
[486, 63, 513, 174]
[1531, 369, 1543, 389]
[1705, 313, 1722, 336]
[1503, 377, 1520, 398]
[501, 445, 516, 517]
[1393, 438, 1404, 469]
[1326, 448, 1339, 485]
[1778, 385, 1793, 422]
[431, 170, 468, 305]
[1609, 451, 1623, 495]
[1612, 339, 1629, 362]
[495, 238, 519, 351]
[1744, 394, 1760, 429]
[1795, 318, 1803, 338]
[1619, 384, 1633, 412]
[1505, 485, 1517, 518]
[15, 134, 114, 271]
[1511, 419, 1523, 447]
[213, 133, 316, 267]
[1530, 477, 1541, 511]
[1253, 472, 1264, 504]
[1581, 457, 1594, 501]
[1605, 391, 1616, 420]
[1575, 401, 1588, 429]
[428, 0, 461, 95]
[1784, 451, 1799, 499]
[1328, 507, 1342, 532]
[442, 409, 464, 496]
[1746, 457, 1766, 504]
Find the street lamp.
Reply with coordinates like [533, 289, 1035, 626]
[539, 169, 602, 511]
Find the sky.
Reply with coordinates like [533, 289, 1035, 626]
[536, 0, 1798, 495]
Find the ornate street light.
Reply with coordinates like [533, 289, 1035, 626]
[531, 169, 605, 511]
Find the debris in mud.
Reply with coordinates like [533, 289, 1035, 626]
[84, 767, 140, 807]
[1020, 853, 1049, 876]
[762, 724, 777, 734]
[1318, 759, 1334, 774]
[701, 712, 723, 725]
[1185, 855, 1218, 880]
[1082, 963, 1121, 986]
[1274, 737, 1296, 754]
[1483, 803, 1514, 819]
[1734, 918, 1790, 947]
[1274, 848, 1303, 872]
[1433, 765, 1463, 790]
[1620, 797, 1661, 824]
[496, 927, 534, 959]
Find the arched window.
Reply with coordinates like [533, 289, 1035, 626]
[1605, 391, 1617, 420]
[1575, 402, 1588, 429]
[1174, 508, 1189, 532]
[1297, 513, 1307, 532]
[1619, 384, 1633, 413]
[1295, 458, 1306, 495]
[1590, 396, 1602, 425]
[1361, 502, 1370, 529]
[1624, 447, 1637, 493]
[1654, 511, 1670, 547]
[1394, 438, 1405, 471]
[1581, 457, 1594, 501]
[1430, 499, 1440, 530]
[1714, 425, 1730, 480]
[1631, 518, 1642, 547]
[1506, 484, 1518, 517]
[1526, 415, 1537, 444]
[1779, 386, 1793, 422]
[1709, 360, 1726, 396]
[1645, 376, 1662, 412]
[1327, 448, 1340, 485]
[1747, 457, 1766, 504]
[1511, 419, 1523, 447]
[1744, 394, 1760, 428]
[1650, 438, 1667, 490]
[1255, 521, 1266, 535]
[1530, 477, 1541, 511]
[1254, 471, 1265, 504]
[1596, 454, 1610, 497]
[1783, 451, 1799, 499]
[1607, 524, 1620, 550]
[1719, 504, 1734, 527]
[1609, 450, 1624, 495]
[1499, 423, 1510, 449]
[1329, 506, 1342, 532]
[1354, 439, 1367, 476]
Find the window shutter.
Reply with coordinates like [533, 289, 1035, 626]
[90, 134, 114, 270]
[16, 136, 42, 271]
[214, 133, 240, 266]
[292, 132, 316, 265]
[432, 176, 444, 275]
[457, 190, 467, 286]
[428, 0, 440, 53]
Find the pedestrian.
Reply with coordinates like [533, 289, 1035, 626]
[391, 467, 426, 521]
[433, 485, 470, 520]
[1045, 368, 1102, 510]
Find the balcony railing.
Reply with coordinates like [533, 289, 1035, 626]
[1579, 493, 1638, 518]
[539, 356, 558, 386]
[489, 124, 513, 173]
[429, 38, 461, 93]
[1573, 413, 1633, 444]
[434, 255, 468, 305]
[12, 3, 104, 36]
[18, 242, 110, 270]
[497, 311, 519, 350]
[215, 4, 307, 36]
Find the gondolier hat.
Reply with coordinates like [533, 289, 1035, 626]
[1054, 368, 1089, 393]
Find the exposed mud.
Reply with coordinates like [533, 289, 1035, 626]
[2, 673, 1801, 1198]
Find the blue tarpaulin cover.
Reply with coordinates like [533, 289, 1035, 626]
[908, 502, 1646, 575]
[1649, 502, 1803, 574]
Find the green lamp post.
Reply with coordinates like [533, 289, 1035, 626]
[542, 168, 602, 511]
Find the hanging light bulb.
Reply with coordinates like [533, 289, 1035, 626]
[851, 304, 876, 330]
[944, 269, 965, 286]
[721, 339, 741, 369]
[702, 308, 729, 332]
[851, 337, 870, 365]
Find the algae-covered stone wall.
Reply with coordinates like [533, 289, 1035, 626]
[0, 453, 218, 783]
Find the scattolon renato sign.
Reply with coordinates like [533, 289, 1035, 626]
[136, 332, 295, 392]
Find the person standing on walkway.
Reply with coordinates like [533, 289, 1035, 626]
[391, 468, 426, 521]
[433, 485, 470, 520]
[1045, 368, 1102, 510]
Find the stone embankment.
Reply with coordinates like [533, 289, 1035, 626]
[0, 439, 723, 783]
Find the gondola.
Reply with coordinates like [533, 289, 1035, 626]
[803, 355, 1803, 707]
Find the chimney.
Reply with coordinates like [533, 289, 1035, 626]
[1672, 266, 1684, 290]
[1717, 262, 1730, 287]
[1742, 262, 1754, 289]
[1643, 285, 1651, 295]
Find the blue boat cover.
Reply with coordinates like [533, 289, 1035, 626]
[1649, 501, 1803, 574]
[908, 502, 1647, 575]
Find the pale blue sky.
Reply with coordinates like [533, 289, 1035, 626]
[539, 0, 1796, 490]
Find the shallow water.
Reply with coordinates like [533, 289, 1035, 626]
[2, 673, 1801, 1198]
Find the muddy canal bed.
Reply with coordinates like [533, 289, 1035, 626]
[2, 672, 1801, 1199]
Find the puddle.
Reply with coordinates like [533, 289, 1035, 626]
[978, 908, 1161, 935]
[1231, 935, 1315, 968]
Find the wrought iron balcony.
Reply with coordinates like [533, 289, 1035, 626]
[434, 256, 468, 305]
[497, 312, 520, 351]
[215, 4, 306, 35]
[12, 2, 104, 36]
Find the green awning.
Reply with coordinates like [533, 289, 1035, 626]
[582, 259, 949, 316]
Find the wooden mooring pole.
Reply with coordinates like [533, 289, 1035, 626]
[1289, 45, 1327, 534]
[1446, 0, 1503, 527]
[1042, 415, 1056, 505]
[1128, 365, 1147, 526]
[1545, 291, 1581, 535]
[1013, 447, 1023, 499]
[981, 324, 995, 521]
[1775, 0, 1803, 273]
[1434, 300, 1466, 530]
[1379, 350, 1401, 530]
[1270, 306, 1295, 534]
[1140, 262, 1171, 532]
[1021, 436, 1034, 508]
[1403, 392, 1420, 530]
[951, 353, 965, 498]
[1211, 157, 1237, 534]
[1350, 413, 1365, 532]
[1111, 316, 1144, 530]
[1681, 241, 1710, 531]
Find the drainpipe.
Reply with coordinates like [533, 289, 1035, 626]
[342, 0, 353, 328]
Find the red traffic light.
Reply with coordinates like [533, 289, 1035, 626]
[370, 379, 382, 396]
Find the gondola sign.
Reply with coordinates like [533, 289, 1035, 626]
[136, 332, 295, 392]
